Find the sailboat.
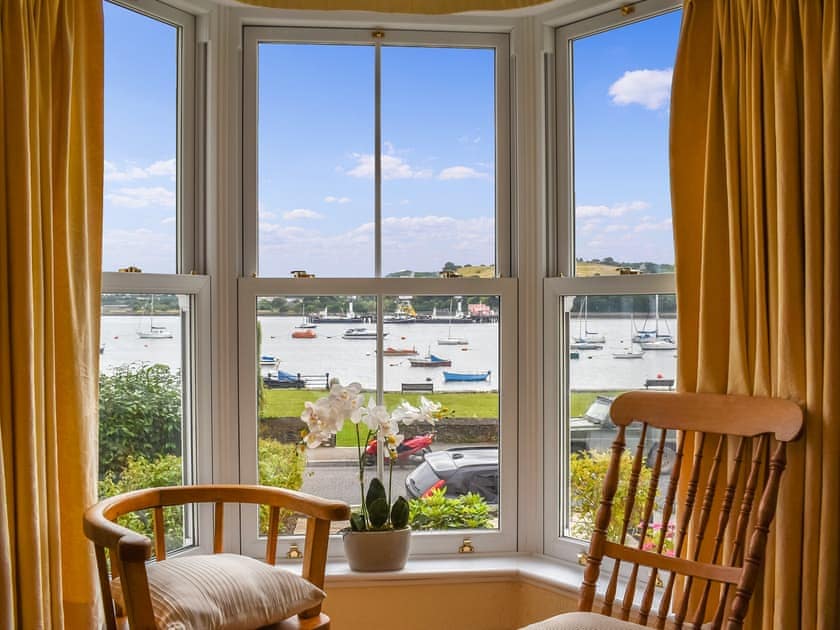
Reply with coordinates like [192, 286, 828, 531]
[638, 295, 676, 350]
[573, 296, 605, 344]
[137, 295, 173, 339]
[437, 297, 469, 345]
[613, 313, 645, 359]
[295, 300, 317, 329]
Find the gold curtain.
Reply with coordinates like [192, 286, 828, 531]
[0, 0, 103, 627]
[233, 0, 552, 13]
[671, 0, 839, 628]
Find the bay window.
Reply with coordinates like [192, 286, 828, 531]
[545, 0, 681, 560]
[241, 27, 516, 556]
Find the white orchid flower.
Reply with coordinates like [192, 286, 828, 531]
[418, 396, 443, 422]
[390, 400, 421, 425]
[352, 396, 389, 432]
[328, 380, 364, 419]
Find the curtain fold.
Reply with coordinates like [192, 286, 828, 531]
[233, 0, 552, 13]
[0, 0, 103, 627]
[671, 0, 839, 627]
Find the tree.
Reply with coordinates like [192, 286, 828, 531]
[98, 363, 182, 479]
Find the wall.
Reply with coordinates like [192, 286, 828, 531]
[322, 578, 577, 629]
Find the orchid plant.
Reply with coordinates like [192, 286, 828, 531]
[300, 380, 449, 531]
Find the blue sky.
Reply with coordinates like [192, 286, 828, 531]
[102, 2, 680, 276]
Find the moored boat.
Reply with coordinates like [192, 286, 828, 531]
[259, 354, 279, 365]
[342, 328, 386, 340]
[291, 329, 316, 339]
[409, 354, 451, 367]
[383, 346, 418, 356]
[443, 370, 490, 382]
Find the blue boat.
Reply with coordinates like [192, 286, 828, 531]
[443, 370, 491, 382]
[260, 354, 279, 365]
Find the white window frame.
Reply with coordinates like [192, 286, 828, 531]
[543, 0, 680, 561]
[102, 1, 213, 553]
[239, 27, 517, 558]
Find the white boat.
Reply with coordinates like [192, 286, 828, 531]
[639, 338, 676, 350]
[137, 295, 173, 339]
[570, 341, 603, 350]
[295, 300, 317, 328]
[438, 337, 469, 345]
[575, 296, 605, 344]
[438, 297, 469, 345]
[342, 328, 386, 340]
[613, 349, 645, 359]
[633, 295, 675, 345]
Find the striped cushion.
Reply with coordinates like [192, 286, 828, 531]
[111, 553, 325, 629]
[520, 612, 647, 629]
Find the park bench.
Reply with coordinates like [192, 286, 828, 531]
[401, 382, 434, 393]
[644, 378, 675, 390]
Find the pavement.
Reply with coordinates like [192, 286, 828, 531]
[305, 442, 494, 466]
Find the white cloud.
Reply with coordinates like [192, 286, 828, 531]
[257, 214, 494, 277]
[458, 134, 481, 144]
[283, 208, 323, 220]
[439, 166, 490, 180]
[609, 68, 673, 110]
[105, 186, 175, 208]
[604, 224, 629, 233]
[324, 196, 351, 204]
[346, 153, 433, 180]
[161, 217, 176, 225]
[101, 227, 175, 273]
[104, 158, 176, 182]
[634, 218, 673, 232]
[577, 201, 649, 218]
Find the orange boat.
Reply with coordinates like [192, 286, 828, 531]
[291, 329, 316, 339]
[383, 346, 417, 356]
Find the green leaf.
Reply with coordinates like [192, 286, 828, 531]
[349, 512, 366, 532]
[365, 477, 386, 512]
[367, 497, 389, 528]
[390, 496, 409, 529]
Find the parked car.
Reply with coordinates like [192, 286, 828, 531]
[405, 397, 678, 505]
[570, 395, 678, 473]
[405, 447, 498, 504]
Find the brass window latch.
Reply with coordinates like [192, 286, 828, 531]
[459, 538, 475, 554]
[286, 543, 303, 560]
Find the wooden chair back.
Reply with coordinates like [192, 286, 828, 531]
[578, 391, 803, 629]
[83, 484, 350, 630]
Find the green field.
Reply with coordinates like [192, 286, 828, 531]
[262, 388, 625, 447]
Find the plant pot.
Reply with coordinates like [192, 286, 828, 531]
[342, 527, 411, 572]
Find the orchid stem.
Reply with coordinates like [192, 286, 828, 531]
[355, 423, 367, 528]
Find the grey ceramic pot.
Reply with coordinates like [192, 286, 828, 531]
[343, 527, 411, 572]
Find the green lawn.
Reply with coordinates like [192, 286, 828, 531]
[263, 389, 626, 446]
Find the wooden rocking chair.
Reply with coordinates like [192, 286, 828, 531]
[524, 391, 803, 630]
[84, 484, 350, 629]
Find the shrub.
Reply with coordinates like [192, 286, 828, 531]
[408, 489, 492, 530]
[98, 454, 184, 553]
[258, 438, 308, 534]
[569, 449, 658, 543]
[98, 363, 182, 479]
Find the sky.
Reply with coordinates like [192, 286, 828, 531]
[102, 2, 681, 277]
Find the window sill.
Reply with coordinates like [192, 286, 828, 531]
[319, 553, 584, 594]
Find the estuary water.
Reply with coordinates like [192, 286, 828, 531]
[99, 315, 678, 392]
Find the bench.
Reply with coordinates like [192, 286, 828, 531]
[644, 378, 675, 390]
[401, 382, 434, 393]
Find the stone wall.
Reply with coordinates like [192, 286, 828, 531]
[260, 416, 499, 445]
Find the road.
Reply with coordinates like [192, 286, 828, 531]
[300, 463, 414, 508]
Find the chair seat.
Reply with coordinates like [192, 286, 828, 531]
[111, 553, 325, 629]
[520, 612, 647, 630]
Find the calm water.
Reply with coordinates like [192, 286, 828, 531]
[99, 315, 677, 392]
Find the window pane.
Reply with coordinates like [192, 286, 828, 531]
[385, 295, 500, 532]
[571, 11, 681, 276]
[256, 295, 377, 535]
[566, 294, 677, 547]
[254, 294, 501, 533]
[103, 2, 178, 274]
[99, 293, 192, 553]
[381, 47, 496, 277]
[258, 44, 375, 277]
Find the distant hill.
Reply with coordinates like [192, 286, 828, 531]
[386, 264, 495, 278]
